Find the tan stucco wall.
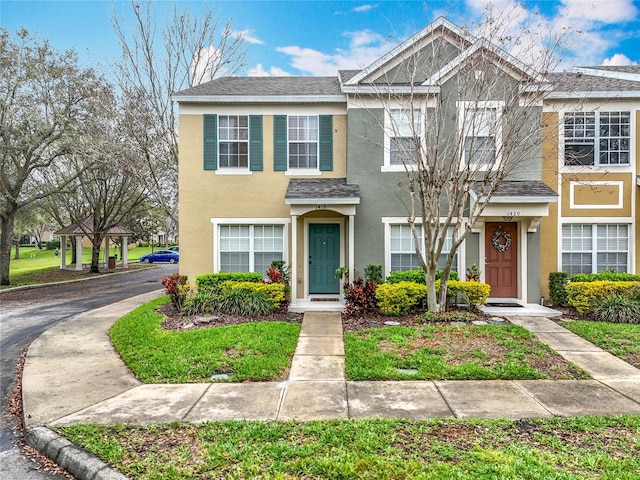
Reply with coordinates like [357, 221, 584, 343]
[539, 111, 559, 299]
[560, 172, 633, 217]
[178, 113, 348, 283]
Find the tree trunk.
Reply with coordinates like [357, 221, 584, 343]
[90, 235, 103, 274]
[0, 211, 17, 285]
[424, 267, 441, 312]
[13, 240, 20, 260]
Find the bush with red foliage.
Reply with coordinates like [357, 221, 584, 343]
[161, 273, 188, 310]
[343, 277, 378, 318]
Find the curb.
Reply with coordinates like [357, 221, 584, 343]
[25, 427, 127, 480]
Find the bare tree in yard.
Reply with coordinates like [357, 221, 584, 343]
[352, 12, 564, 311]
[46, 95, 150, 274]
[111, 0, 246, 228]
[0, 28, 107, 285]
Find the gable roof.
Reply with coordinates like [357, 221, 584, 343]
[55, 217, 134, 236]
[546, 66, 640, 99]
[344, 17, 474, 87]
[285, 179, 360, 204]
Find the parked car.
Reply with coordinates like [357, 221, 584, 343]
[139, 250, 179, 264]
[168, 246, 179, 251]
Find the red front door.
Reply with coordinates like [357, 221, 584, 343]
[485, 222, 518, 298]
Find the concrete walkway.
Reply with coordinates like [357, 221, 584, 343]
[23, 293, 640, 430]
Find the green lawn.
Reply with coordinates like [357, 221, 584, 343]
[8, 246, 154, 274]
[344, 324, 589, 381]
[560, 321, 640, 369]
[109, 297, 301, 383]
[57, 415, 640, 479]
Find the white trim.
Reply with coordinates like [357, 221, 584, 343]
[572, 67, 640, 82]
[215, 169, 253, 175]
[382, 104, 426, 172]
[285, 198, 360, 206]
[285, 169, 322, 176]
[303, 218, 345, 298]
[210, 218, 291, 274]
[341, 85, 440, 95]
[179, 104, 347, 115]
[569, 181, 624, 210]
[560, 222, 632, 274]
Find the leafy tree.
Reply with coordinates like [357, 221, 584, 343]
[0, 28, 107, 284]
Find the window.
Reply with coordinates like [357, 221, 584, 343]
[219, 225, 284, 274]
[389, 224, 457, 272]
[288, 116, 318, 169]
[383, 109, 421, 170]
[564, 111, 630, 166]
[562, 224, 628, 275]
[463, 107, 497, 168]
[219, 115, 249, 168]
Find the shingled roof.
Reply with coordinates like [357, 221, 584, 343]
[470, 181, 558, 202]
[285, 178, 360, 203]
[54, 216, 134, 236]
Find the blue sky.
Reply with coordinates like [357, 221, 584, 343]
[2, 0, 639, 77]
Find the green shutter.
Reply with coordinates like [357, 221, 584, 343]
[249, 115, 263, 171]
[273, 115, 287, 171]
[319, 115, 333, 171]
[203, 114, 217, 170]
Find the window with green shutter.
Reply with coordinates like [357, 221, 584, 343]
[249, 115, 263, 171]
[319, 115, 333, 171]
[273, 115, 287, 171]
[203, 114, 218, 170]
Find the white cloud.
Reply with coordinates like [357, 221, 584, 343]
[274, 29, 395, 76]
[231, 29, 264, 45]
[247, 64, 292, 76]
[560, 0, 638, 23]
[602, 53, 638, 66]
[352, 4, 374, 13]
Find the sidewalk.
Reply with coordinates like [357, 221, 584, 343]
[23, 293, 640, 429]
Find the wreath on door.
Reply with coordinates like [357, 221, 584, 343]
[491, 227, 512, 252]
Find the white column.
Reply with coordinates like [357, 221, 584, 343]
[60, 236, 67, 269]
[122, 236, 128, 268]
[348, 215, 355, 283]
[290, 215, 298, 307]
[75, 235, 83, 271]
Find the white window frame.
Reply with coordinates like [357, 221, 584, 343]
[382, 217, 462, 277]
[561, 222, 630, 275]
[211, 218, 290, 274]
[562, 111, 631, 167]
[217, 114, 250, 171]
[285, 115, 321, 176]
[458, 101, 503, 171]
[382, 107, 423, 172]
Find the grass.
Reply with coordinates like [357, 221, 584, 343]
[2, 246, 157, 288]
[344, 324, 589, 380]
[109, 297, 301, 383]
[57, 415, 640, 479]
[560, 320, 640, 368]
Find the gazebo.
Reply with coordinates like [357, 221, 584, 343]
[54, 217, 134, 271]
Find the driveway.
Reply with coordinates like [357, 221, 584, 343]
[0, 264, 176, 479]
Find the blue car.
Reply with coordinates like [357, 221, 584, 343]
[139, 250, 179, 264]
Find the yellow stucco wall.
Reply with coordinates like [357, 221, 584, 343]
[560, 172, 633, 217]
[539, 111, 559, 299]
[178, 113, 348, 283]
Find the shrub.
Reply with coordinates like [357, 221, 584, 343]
[466, 263, 481, 282]
[549, 272, 569, 306]
[387, 268, 460, 284]
[570, 271, 640, 283]
[565, 281, 640, 315]
[181, 290, 218, 316]
[417, 310, 477, 323]
[364, 264, 384, 284]
[343, 277, 378, 318]
[212, 288, 274, 316]
[161, 273, 189, 310]
[45, 240, 60, 250]
[220, 281, 286, 309]
[592, 295, 640, 324]
[376, 281, 427, 315]
[437, 279, 491, 309]
[196, 272, 263, 293]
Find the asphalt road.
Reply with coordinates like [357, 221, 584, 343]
[0, 264, 177, 479]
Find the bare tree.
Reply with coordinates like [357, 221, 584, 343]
[0, 28, 107, 284]
[111, 0, 247, 228]
[350, 11, 565, 311]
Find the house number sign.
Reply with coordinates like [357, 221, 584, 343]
[492, 226, 512, 252]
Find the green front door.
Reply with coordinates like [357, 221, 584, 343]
[309, 223, 340, 294]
